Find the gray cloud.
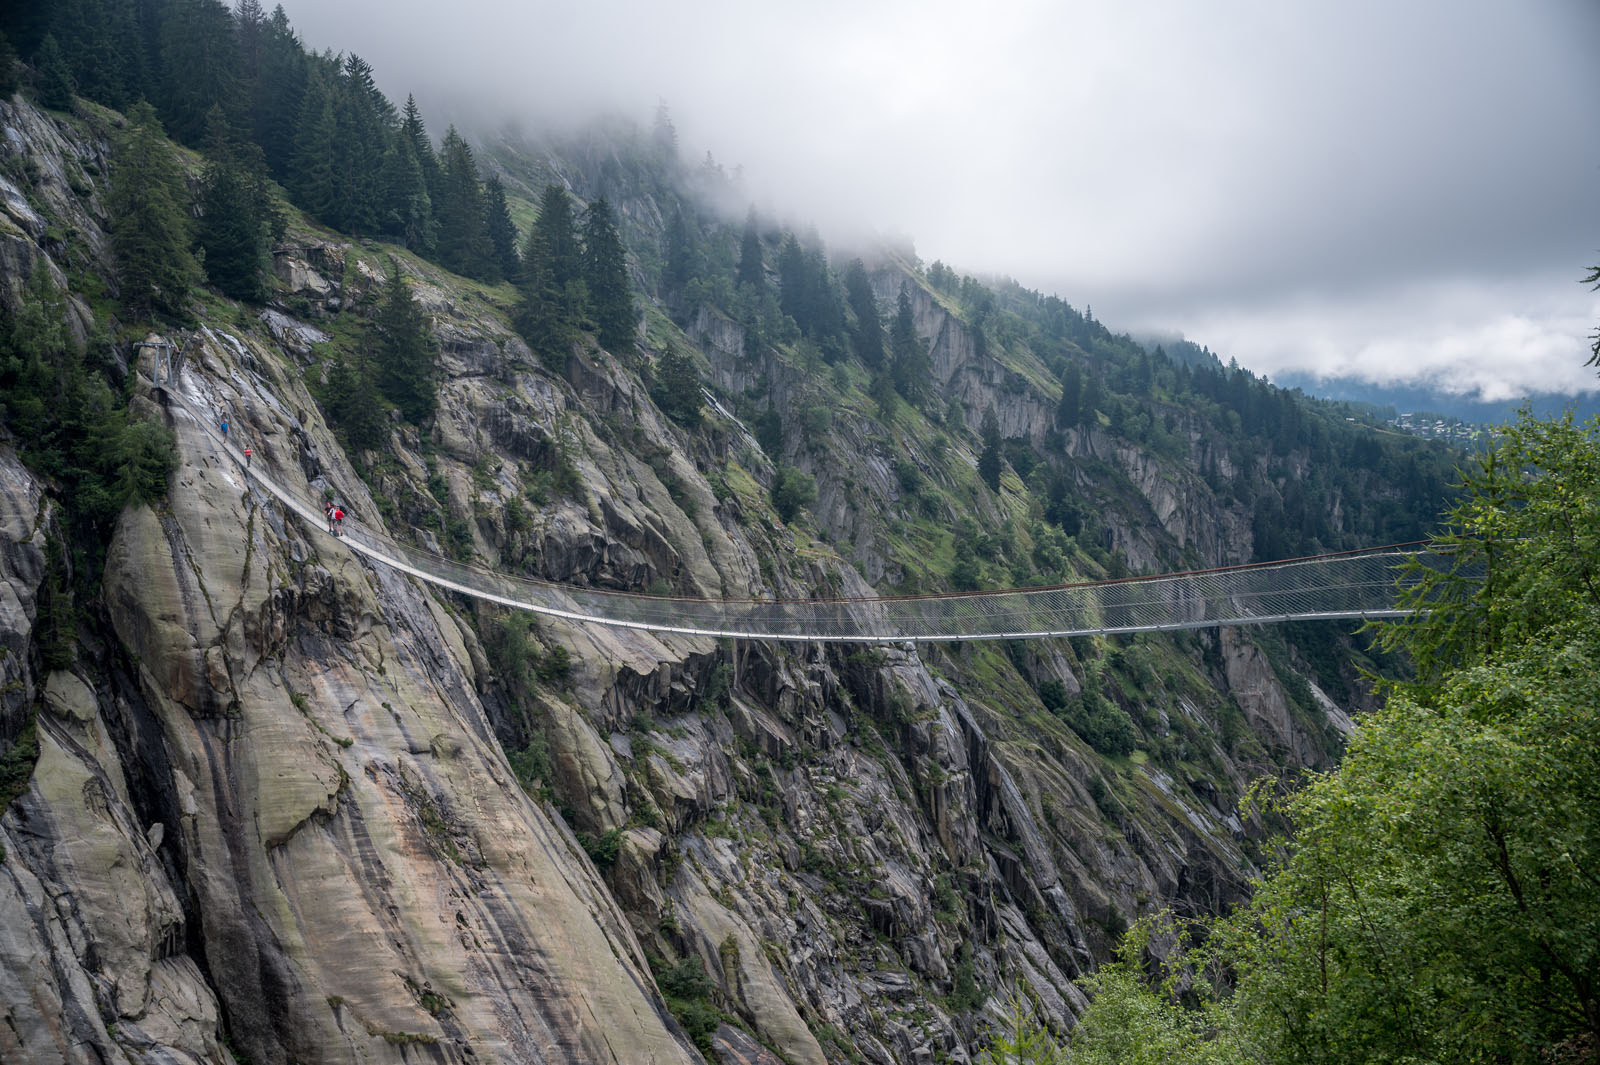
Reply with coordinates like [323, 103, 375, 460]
[281, 0, 1600, 396]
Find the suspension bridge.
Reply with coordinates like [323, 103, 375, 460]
[154, 376, 1435, 644]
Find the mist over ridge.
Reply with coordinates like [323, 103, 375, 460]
[279, 0, 1600, 398]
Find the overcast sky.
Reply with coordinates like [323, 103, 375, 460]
[283, 0, 1600, 400]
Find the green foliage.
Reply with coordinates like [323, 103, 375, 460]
[1054, 673, 1136, 757]
[890, 282, 931, 406]
[1073, 410, 1600, 1065]
[435, 127, 497, 280]
[581, 196, 634, 352]
[653, 955, 721, 1054]
[196, 117, 285, 302]
[650, 348, 703, 428]
[373, 259, 437, 424]
[949, 942, 987, 1012]
[579, 826, 623, 870]
[110, 101, 200, 319]
[770, 466, 816, 524]
[483, 174, 520, 281]
[34, 33, 75, 109]
[978, 406, 1003, 490]
[0, 713, 40, 814]
[981, 986, 1065, 1064]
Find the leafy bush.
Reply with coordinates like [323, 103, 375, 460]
[770, 466, 815, 523]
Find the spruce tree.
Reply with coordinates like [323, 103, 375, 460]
[735, 208, 764, 292]
[373, 259, 437, 424]
[890, 283, 931, 406]
[483, 174, 520, 281]
[1057, 362, 1081, 428]
[662, 204, 694, 294]
[399, 94, 444, 213]
[435, 127, 496, 280]
[844, 258, 884, 369]
[0, 30, 19, 97]
[288, 66, 338, 221]
[777, 232, 807, 328]
[533, 183, 582, 288]
[513, 227, 572, 370]
[196, 113, 283, 303]
[110, 101, 200, 318]
[326, 53, 389, 234]
[581, 197, 633, 352]
[381, 137, 436, 253]
[978, 406, 1003, 491]
[34, 33, 75, 109]
[157, 0, 243, 143]
[252, 5, 307, 177]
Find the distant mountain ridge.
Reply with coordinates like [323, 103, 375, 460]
[1271, 370, 1600, 425]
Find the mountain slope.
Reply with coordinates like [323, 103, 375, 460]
[0, 81, 1454, 1065]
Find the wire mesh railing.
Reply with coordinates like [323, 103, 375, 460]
[157, 381, 1432, 643]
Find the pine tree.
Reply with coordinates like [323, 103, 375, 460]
[978, 406, 1003, 491]
[582, 197, 633, 352]
[435, 127, 495, 279]
[399, 94, 444, 213]
[650, 348, 702, 428]
[381, 137, 435, 253]
[777, 232, 807, 328]
[34, 33, 75, 109]
[196, 111, 283, 302]
[533, 183, 583, 288]
[373, 259, 437, 423]
[651, 101, 678, 162]
[844, 258, 884, 369]
[483, 174, 520, 281]
[0, 30, 19, 97]
[110, 101, 200, 318]
[288, 66, 338, 221]
[890, 283, 931, 406]
[157, 0, 243, 143]
[1057, 363, 1080, 428]
[1081, 373, 1103, 427]
[513, 227, 573, 370]
[251, 5, 306, 177]
[329, 53, 389, 234]
[662, 204, 694, 294]
[735, 208, 764, 292]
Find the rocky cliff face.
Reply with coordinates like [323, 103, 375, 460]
[1, 96, 1356, 1065]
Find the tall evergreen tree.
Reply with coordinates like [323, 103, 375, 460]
[288, 65, 337, 221]
[373, 259, 437, 423]
[735, 209, 764, 292]
[251, 5, 306, 177]
[777, 232, 808, 327]
[483, 174, 520, 282]
[1081, 372, 1103, 426]
[435, 127, 495, 279]
[513, 227, 573, 370]
[581, 197, 633, 352]
[0, 30, 19, 97]
[33, 33, 75, 109]
[109, 101, 200, 318]
[844, 258, 883, 369]
[157, 0, 243, 143]
[381, 136, 435, 253]
[1057, 362, 1081, 428]
[399, 94, 444, 214]
[890, 283, 931, 407]
[195, 108, 283, 302]
[533, 183, 583, 288]
[662, 204, 694, 294]
[978, 406, 1003, 491]
[329, 53, 389, 233]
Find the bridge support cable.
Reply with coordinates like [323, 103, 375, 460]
[157, 382, 1432, 643]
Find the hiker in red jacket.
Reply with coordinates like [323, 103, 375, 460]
[332, 506, 345, 535]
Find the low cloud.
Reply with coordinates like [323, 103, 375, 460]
[281, 0, 1600, 396]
